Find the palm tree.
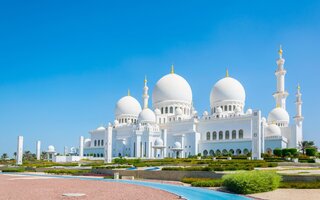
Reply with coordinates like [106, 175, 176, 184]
[299, 141, 316, 155]
[1, 153, 8, 160]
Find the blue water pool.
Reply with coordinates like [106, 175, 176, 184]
[1, 173, 250, 200]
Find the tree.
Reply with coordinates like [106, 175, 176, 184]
[1, 153, 8, 160]
[299, 141, 316, 155]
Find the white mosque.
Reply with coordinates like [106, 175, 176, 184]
[82, 47, 304, 162]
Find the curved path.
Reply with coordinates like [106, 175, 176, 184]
[1, 173, 250, 200]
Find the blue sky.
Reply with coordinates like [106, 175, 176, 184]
[0, 1, 320, 156]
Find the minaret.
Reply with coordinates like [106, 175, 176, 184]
[36, 140, 41, 160]
[273, 45, 289, 109]
[294, 84, 304, 123]
[142, 76, 149, 109]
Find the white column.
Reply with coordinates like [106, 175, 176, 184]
[136, 135, 141, 158]
[251, 110, 262, 160]
[79, 136, 84, 158]
[104, 125, 113, 163]
[181, 135, 185, 158]
[163, 129, 167, 158]
[16, 136, 23, 165]
[36, 140, 41, 160]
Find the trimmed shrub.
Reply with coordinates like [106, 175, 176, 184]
[181, 177, 214, 184]
[282, 148, 298, 157]
[1, 168, 25, 172]
[306, 148, 317, 156]
[222, 171, 281, 194]
[191, 179, 223, 187]
[273, 148, 282, 157]
[45, 169, 90, 175]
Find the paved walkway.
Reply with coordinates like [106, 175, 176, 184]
[0, 174, 180, 200]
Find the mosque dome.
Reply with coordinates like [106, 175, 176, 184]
[246, 109, 253, 115]
[152, 73, 192, 106]
[84, 139, 91, 148]
[115, 95, 142, 118]
[47, 145, 55, 152]
[138, 108, 156, 124]
[96, 126, 106, 131]
[203, 111, 209, 116]
[265, 124, 281, 137]
[210, 76, 246, 108]
[268, 107, 289, 124]
[154, 138, 164, 146]
[173, 141, 182, 149]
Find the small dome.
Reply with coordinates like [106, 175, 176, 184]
[210, 77, 246, 108]
[246, 109, 253, 115]
[154, 108, 161, 115]
[268, 107, 289, 124]
[47, 145, 55, 152]
[138, 108, 156, 123]
[203, 111, 208, 116]
[173, 141, 182, 149]
[114, 120, 119, 125]
[265, 124, 281, 137]
[176, 108, 183, 115]
[115, 95, 142, 118]
[154, 138, 164, 146]
[96, 126, 106, 131]
[84, 139, 91, 148]
[152, 73, 192, 106]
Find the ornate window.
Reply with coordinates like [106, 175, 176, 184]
[212, 131, 217, 140]
[225, 131, 230, 140]
[232, 130, 236, 139]
[165, 107, 168, 114]
[170, 107, 173, 113]
[203, 150, 208, 156]
[206, 132, 211, 140]
[239, 129, 244, 139]
[219, 131, 223, 140]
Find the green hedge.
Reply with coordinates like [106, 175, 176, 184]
[273, 148, 282, 157]
[1, 168, 25, 172]
[282, 148, 298, 157]
[280, 181, 320, 189]
[191, 179, 223, 187]
[306, 148, 317, 156]
[45, 169, 90, 175]
[162, 166, 211, 171]
[222, 171, 281, 194]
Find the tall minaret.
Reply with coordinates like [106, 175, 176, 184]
[294, 84, 304, 123]
[142, 76, 149, 109]
[273, 45, 289, 109]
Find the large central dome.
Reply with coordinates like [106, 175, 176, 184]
[210, 76, 246, 108]
[152, 73, 192, 106]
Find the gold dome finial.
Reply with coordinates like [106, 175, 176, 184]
[278, 45, 283, 58]
[226, 68, 229, 77]
[297, 83, 301, 91]
[171, 64, 174, 74]
[127, 89, 130, 96]
[276, 103, 280, 108]
[144, 75, 147, 84]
